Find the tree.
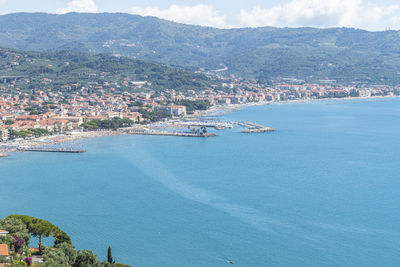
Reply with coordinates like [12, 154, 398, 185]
[42, 249, 69, 267]
[55, 242, 76, 265]
[75, 250, 101, 267]
[201, 126, 207, 135]
[107, 246, 114, 264]
[4, 119, 14, 125]
[0, 218, 30, 248]
[29, 219, 54, 252]
[7, 215, 72, 250]
[54, 229, 72, 246]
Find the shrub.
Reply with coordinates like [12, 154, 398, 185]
[75, 250, 101, 267]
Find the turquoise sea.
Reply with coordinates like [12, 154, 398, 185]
[1, 98, 400, 266]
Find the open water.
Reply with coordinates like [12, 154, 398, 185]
[1, 98, 400, 266]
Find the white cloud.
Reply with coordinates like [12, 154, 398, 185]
[130, 4, 229, 28]
[57, 0, 98, 14]
[238, 0, 400, 30]
[130, 1, 400, 31]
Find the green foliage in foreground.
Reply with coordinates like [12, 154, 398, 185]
[81, 117, 134, 130]
[0, 217, 31, 249]
[7, 215, 72, 251]
[107, 246, 114, 264]
[2, 215, 132, 267]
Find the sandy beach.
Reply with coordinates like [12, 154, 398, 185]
[0, 130, 126, 155]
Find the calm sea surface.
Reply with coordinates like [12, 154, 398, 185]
[1, 98, 400, 266]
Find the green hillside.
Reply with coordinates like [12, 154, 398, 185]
[0, 47, 218, 92]
[1, 13, 400, 84]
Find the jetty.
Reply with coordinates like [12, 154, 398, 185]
[238, 121, 277, 133]
[128, 130, 216, 137]
[18, 148, 86, 153]
[169, 120, 234, 130]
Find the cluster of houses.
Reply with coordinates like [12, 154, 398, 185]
[0, 230, 10, 265]
[0, 89, 191, 141]
[1, 76, 400, 141]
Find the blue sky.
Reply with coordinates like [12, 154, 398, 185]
[2, 0, 400, 30]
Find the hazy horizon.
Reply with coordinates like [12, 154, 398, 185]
[1, 0, 400, 31]
[1, 10, 400, 33]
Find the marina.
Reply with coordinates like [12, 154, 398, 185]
[0, 118, 276, 156]
[157, 120, 234, 130]
[149, 119, 276, 133]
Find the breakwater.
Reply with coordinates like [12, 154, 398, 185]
[238, 121, 277, 133]
[127, 130, 216, 137]
[178, 121, 233, 130]
[18, 148, 86, 153]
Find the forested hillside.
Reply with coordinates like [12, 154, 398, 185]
[1, 13, 400, 84]
[0, 47, 218, 92]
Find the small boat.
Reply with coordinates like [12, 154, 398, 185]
[0, 153, 9, 157]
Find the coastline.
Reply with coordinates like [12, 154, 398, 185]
[1, 95, 398, 156]
[0, 130, 126, 155]
[193, 95, 399, 117]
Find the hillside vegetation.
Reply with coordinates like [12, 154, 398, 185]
[0, 47, 218, 92]
[1, 13, 400, 84]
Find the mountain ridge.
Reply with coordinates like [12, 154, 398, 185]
[1, 12, 400, 84]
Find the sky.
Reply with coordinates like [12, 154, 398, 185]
[1, 0, 400, 30]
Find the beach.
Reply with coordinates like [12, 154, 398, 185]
[0, 130, 126, 154]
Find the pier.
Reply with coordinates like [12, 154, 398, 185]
[238, 121, 277, 133]
[127, 130, 216, 137]
[153, 120, 234, 130]
[241, 127, 276, 133]
[18, 148, 86, 153]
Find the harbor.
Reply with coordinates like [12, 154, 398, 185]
[149, 118, 276, 134]
[150, 119, 234, 130]
[0, 117, 276, 157]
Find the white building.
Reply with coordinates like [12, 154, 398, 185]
[167, 105, 187, 116]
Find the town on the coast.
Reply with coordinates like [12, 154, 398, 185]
[1, 71, 400, 156]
